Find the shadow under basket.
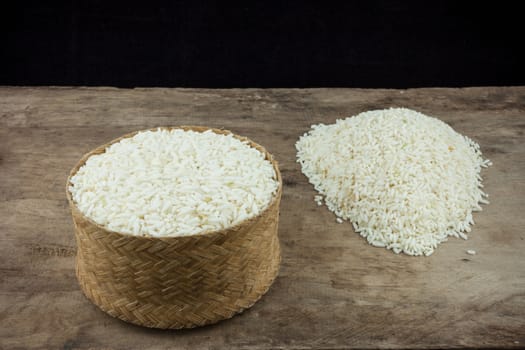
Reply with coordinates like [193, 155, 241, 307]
[66, 126, 282, 329]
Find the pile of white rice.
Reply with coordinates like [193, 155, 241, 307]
[296, 108, 491, 256]
[69, 128, 279, 237]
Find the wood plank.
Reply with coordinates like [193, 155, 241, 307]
[1, 86, 524, 349]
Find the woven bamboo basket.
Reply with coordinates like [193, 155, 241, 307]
[66, 126, 282, 329]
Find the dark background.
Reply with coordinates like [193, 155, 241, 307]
[2, 1, 524, 88]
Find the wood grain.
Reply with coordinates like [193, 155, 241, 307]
[1, 86, 524, 349]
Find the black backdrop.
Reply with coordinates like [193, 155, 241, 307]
[3, 1, 524, 88]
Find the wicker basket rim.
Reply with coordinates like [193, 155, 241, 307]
[65, 125, 282, 242]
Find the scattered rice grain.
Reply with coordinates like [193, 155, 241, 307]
[296, 108, 491, 256]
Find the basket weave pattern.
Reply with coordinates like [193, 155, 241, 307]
[67, 126, 282, 329]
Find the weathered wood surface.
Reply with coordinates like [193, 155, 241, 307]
[1, 86, 524, 349]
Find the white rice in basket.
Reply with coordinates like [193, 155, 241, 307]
[296, 108, 491, 256]
[69, 128, 279, 237]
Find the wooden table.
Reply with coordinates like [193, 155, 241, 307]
[1, 87, 524, 349]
